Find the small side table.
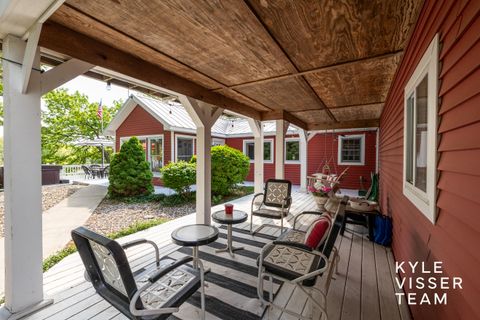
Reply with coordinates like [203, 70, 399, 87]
[171, 224, 219, 269]
[212, 210, 248, 257]
[340, 206, 378, 241]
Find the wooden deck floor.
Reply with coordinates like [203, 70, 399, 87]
[24, 190, 411, 320]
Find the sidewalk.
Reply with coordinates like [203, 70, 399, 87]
[0, 184, 107, 295]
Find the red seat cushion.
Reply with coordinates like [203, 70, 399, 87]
[304, 217, 331, 249]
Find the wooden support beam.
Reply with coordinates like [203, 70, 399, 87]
[247, 119, 264, 194]
[299, 129, 308, 192]
[39, 22, 262, 120]
[261, 110, 307, 130]
[275, 120, 289, 179]
[308, 119, 380, 131]
[21, 23, 42, 93]
[41, 58, 93, 94]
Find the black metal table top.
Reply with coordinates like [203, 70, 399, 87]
[212, 210, 248, 224]
[171, 224, 219, 247]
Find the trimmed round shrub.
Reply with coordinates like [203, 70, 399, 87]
[161, 161, 196, 196]
[192, 145, 250, 196]
[108, 137, 153, 197]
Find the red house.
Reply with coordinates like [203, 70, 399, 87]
[105, 95, 378, 189]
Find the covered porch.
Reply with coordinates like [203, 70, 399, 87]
[24, 190, 408, 320]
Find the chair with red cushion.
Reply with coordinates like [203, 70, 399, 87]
[257, 197, 347, 320]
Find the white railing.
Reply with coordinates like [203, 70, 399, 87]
[60, 164, 86, 181]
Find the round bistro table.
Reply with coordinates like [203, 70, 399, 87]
[171, 224, 219, 269]
[212, 210, 248, 257]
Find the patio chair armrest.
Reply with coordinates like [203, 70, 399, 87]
[130, 256, 204, 317]
[148, 256, 193, 283]
[121, 239, 160, 267]
[251, 193, 264, 210]
[293, 211, 324, 230]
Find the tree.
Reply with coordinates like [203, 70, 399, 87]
[41, 89, 122, 164]
[108, 137, 153, 197]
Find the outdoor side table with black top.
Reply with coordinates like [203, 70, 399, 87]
[212, 210, 248, 257]
[340, 206, 378, 241]
[171, 224, 219, 269]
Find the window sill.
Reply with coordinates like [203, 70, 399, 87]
[338, 161, 364, 166]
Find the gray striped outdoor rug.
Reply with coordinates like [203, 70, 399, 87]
[164, 226, 282, 320]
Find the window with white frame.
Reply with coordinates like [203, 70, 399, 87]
[403, 34, 439, 224]
[285, 139, 300, 162]
[243, 139, 273, 163]
[338, 135, 365, 165]
[177, 136, 195, 162]
[119, 135, 164, 172]
[212, 138, 225, 146]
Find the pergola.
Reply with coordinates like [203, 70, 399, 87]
[0, 0, 422, 318]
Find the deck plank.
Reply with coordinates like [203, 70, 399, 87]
[22, 190, 408, 320]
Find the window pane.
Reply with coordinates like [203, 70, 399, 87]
[149, 138, 163, 172]
[415, 75, 428, 192]
[286, 141, 300, 161]
[246, 142, 255, 160]
[406, 94, 414, 184]
[341, 137, 361, 163]
[264, 142, 271, 161]
[177, 138, 194, 162]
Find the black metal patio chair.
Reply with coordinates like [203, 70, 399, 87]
[250, 179, 292, 235]
[71, 227, 206, 320]
[256, 198, 347, 320]
[81, 165, 93, 179]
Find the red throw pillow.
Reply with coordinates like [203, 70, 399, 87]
[304, 217, 331, 249]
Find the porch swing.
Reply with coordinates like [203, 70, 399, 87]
[308, 130, 349, 193]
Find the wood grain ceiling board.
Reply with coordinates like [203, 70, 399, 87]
[49, 5, 220, 90]
[305, 54, 401, 108]
[291, 109, 333, 124]
[236, 76, 325, 112]
[65, 0, 293, 86]
[246, 0, 423, 70]
[330, 104, 384, 121]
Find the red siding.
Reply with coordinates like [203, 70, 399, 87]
[379, 0, 480, 318]
[307, 131, 377, 189]
[226, 131, 377, 188]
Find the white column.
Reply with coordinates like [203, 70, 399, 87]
[1, 35, 47, 317]
[299, 129, 308, 192]
[180, 96, 223, 225]
[247, 119, 264, 194]
[275, 120, 289, 179]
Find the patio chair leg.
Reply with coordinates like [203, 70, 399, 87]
[250, 213, 253, 234]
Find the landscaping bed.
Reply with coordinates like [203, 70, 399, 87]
[0, 184, 85, 237]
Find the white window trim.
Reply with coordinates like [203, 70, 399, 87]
[403, 34, 439, 224]
[243, 139, 274, 164]
[212, 138, 225, 146]
[119, 134, 164, 172]
[337, 134, 365, 166]
[285, 138, 301, 164]
[175, 134, 196, 162]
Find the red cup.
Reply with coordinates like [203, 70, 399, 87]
[225, 203, 234, 215]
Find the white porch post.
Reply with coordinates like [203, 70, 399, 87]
[1, 35, 47, 318]
[247, 119, 264, 194]
[299, 129, 308, 192]
[275, 120, 289, 179]
[180, 96, 223, 225]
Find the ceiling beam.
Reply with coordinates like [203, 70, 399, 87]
[212, 51, 403, 92]
[308, 119, 379, 131]
[261, 110, 307, 130]
[39, 22, 262, 120]
[242, 0, 335, 121]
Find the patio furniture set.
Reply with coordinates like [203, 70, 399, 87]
[81, 164, 110, 179]
[72, 179, 349, 320]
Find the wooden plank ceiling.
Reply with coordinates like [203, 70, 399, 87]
[40, 0, 423, 130]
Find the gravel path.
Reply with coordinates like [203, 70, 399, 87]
[84, 199, 195, 236]
[0, 184, 85, 237]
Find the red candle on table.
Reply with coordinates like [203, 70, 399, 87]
[225, 203, 233, 215]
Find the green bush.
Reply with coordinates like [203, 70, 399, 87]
[108, 137, 153, 197]
[161, 161, 196, 196]
[191, 145, 250, 196]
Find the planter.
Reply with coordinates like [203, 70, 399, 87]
[313, 194, 329, 208]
